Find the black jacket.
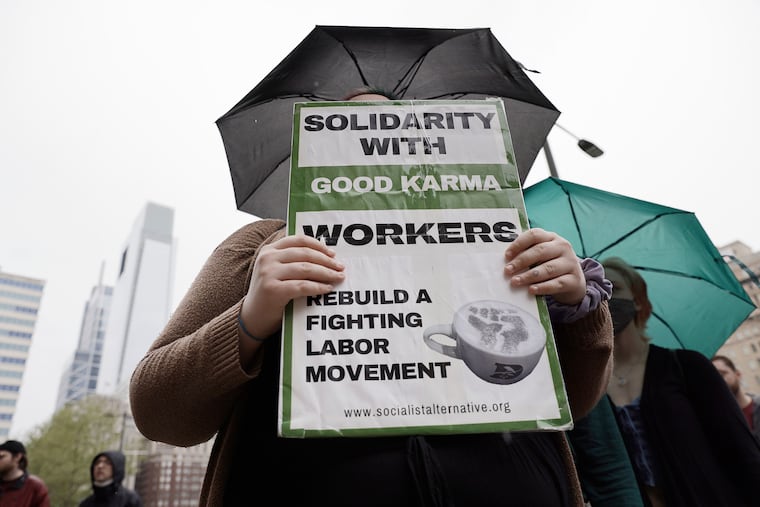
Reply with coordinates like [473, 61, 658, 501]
[637, 345, 760, 506]
[79, 450, 142, 507]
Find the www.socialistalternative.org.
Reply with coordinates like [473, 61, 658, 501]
[344, 401, 512, 419]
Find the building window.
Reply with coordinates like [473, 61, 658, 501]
[119, 248, 128, 276]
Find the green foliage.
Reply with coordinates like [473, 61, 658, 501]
[24, 395, 126, 507]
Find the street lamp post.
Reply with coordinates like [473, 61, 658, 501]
[543, 124, 604, 178]
[119, 411, 127, 451]
[543, 140, 559, 178]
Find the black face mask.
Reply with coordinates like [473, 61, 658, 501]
[608, 298, 637, 335]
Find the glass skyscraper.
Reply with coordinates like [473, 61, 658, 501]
[55, 266, 113, 409]
[97, 202, 175, 397]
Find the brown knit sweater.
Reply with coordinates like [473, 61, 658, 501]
[129, 219, 612, 506]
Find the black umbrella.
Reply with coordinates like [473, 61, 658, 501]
[216, 25, 560, 219]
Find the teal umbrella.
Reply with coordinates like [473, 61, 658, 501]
[523, 177, 755, 357]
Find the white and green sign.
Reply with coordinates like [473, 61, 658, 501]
[278, 99, 570, 438]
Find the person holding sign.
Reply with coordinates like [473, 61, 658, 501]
[130, 91, 613, 507]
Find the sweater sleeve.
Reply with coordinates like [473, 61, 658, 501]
[129, 219, 285, 446]
[551, 301, 614, 421]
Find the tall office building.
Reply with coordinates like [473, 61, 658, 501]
[88, 202, 214, 503]
[55, 264, 113, 409]
[97, 202, 175, 397]
[0, 270, 45, 438]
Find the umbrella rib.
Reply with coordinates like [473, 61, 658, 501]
[323, 34, 474, 98]
[652, 312, 689, 349]
[328, 36, 371, 88]
[590, 211, 688, 259]
[260, 93, 331, 104]
[237, 154, 291, 213]
[632, 266, 755, 306]
[649, 311, 687, 349]
[393, 30, 480, 97]
[220, 94, 335, 119]
[393, 58, 425, 98]
[557, 182, 589, 256]
[723, 254, 760, 288]
[330, 30, 495, 98]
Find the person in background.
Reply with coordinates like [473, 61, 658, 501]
[603, 256, 760, 507]
[712, 354, 760, 443]
[79, 450, 142, 507]
[0, 440, 49, 507]
[130, 89, 614, 507]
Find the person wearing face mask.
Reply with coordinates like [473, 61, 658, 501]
[602, 256, 760, 507]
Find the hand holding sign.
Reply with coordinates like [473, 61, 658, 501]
[504, 228, 587, 305]
[238, 234, 346, 366]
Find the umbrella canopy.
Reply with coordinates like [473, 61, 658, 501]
[523, 177, 755, 357]
[217, 25, 560, 219]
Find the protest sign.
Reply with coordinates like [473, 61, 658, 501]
[278, 99, 570, 437]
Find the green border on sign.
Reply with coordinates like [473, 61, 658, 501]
[280, 99, 571, 438]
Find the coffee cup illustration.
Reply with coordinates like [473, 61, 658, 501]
[423, 299, 546, 384]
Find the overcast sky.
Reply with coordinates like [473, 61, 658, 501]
[2, 0, 758, 438]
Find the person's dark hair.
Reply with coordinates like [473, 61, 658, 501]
[0, 440, 27, 470]
[712, 354, 737, 371]
[341, 86, 400, 100]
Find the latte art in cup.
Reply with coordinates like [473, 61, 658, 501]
[464, 303, 533, 354]
[423, 300, 546, 384]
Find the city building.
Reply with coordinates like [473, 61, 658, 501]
[0, 269, 45, 438]
[55, 263, 113, 409]
[716, 240, 760, 393]
[133, 441, 211, 506]
[79, 202, 213, 504]
[97, 202, 176, 397]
